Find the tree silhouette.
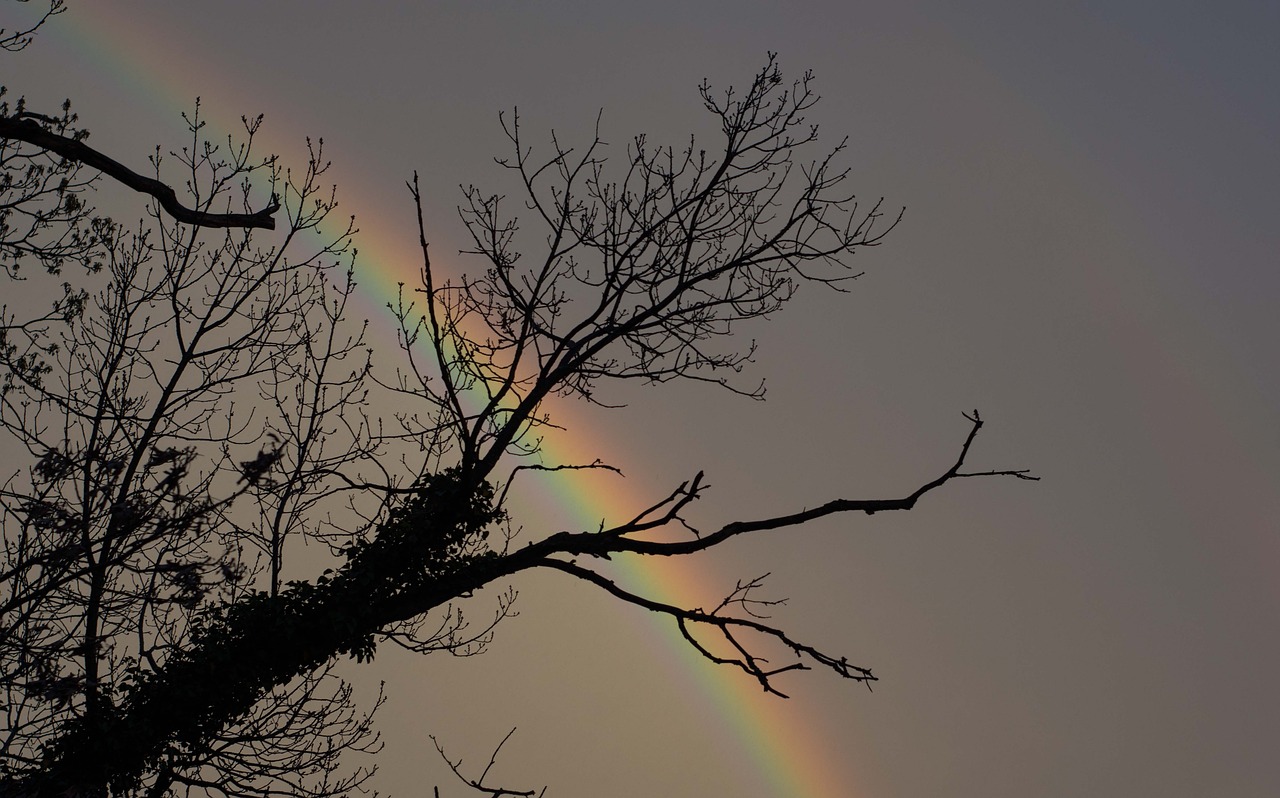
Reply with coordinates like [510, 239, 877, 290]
[0, 17, 1034, 796]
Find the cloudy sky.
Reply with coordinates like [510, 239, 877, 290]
[8, 1, 1279, 796]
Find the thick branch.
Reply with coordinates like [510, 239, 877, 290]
[543, 410, 1038, 559]
[0, 115, 280, 229]
[13, 548, 520, 796]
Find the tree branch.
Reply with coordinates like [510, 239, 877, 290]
[0, 0, 64, 51]
[542, 409, 1038, 560]
[432, 728, 543, 798]
[0, 114, 280, 229]
[538, 558, 874, 697]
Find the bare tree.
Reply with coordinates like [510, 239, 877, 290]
[1, 96, 385, 795]
[1, 39, 1035, 798]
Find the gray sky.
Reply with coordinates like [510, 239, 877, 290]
[7, 1, 1279, 795]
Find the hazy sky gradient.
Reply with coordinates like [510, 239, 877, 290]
[8, 1, 1278, 795]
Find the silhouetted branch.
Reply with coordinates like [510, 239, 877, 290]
[541, 410, 1037, 560]
[495, 459, 623, 509]
[539, 558, 874, 697]
[0, 0, 63, 51]
[432, 729, 544, 798]
[0, 114, 280, 228]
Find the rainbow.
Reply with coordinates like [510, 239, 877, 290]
[39, 8, 862, 796]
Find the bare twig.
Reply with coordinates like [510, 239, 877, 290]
[0, 0, 64, 51]
[432, 729, 542, 798]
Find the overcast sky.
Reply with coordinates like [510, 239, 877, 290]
[8, 1, 1279, 796]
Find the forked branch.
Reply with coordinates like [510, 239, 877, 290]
[539, 409, 1037, 560]
[432, 729, 544, 798]
[539, 558, 874, 697]
[0, 114, 280, 229]
[0, 0, 63, 51]
[524, 409, 1035, 696]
